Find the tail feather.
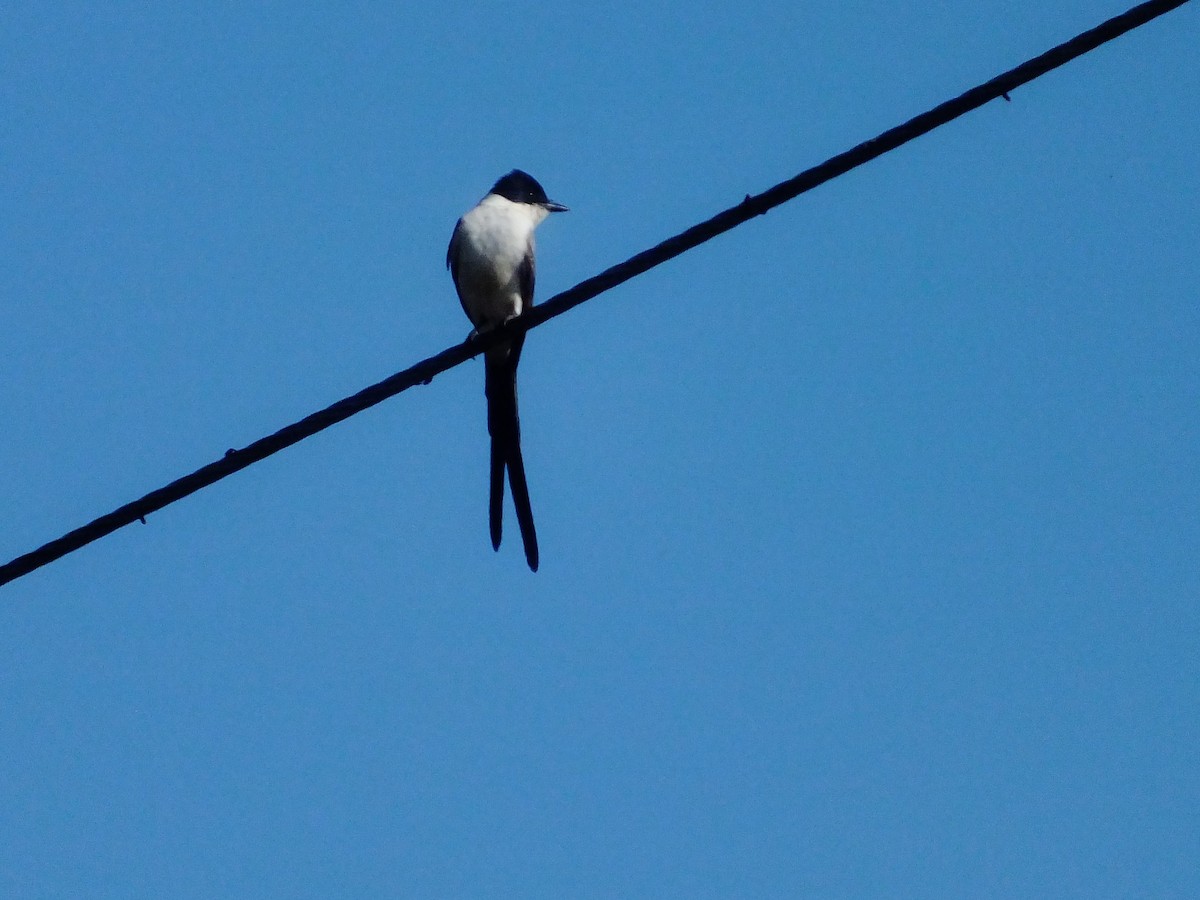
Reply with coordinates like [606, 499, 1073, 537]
[485, 351, 539, 571]
[506, 437, 539, 572]
[489, 438, 504, 552]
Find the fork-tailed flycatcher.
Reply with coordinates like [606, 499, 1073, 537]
[447, 170, 568, 572]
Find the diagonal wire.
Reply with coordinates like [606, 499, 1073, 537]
[1, 0, 1191, 589]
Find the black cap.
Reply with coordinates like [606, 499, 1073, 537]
[490, 170, 568, 211]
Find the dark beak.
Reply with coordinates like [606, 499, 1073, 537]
[543, 201, 569, 213]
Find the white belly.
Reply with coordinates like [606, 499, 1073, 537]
[453, 197, 538, 328]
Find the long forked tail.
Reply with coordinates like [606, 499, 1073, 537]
[485, 354, 539, 572]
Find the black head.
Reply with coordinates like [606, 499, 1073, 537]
[489, 169, 568, 212]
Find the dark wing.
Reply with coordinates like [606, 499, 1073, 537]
[518, 235, 536, 308]
[446, 218, 472, 322]
[511, 236, 535, 368]
[446, 218, 460, 272]
[446, 217, 462, 272]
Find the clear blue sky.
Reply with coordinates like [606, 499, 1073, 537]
[2, 2, 1197, 896]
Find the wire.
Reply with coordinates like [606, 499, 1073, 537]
[1, 0, 1190, 589]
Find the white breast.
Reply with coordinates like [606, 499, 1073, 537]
[453, 195, 544, 328]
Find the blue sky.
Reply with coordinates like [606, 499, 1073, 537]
[2, 2, 1197, 896]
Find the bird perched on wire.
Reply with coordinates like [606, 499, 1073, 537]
[447, 170, 568, 572]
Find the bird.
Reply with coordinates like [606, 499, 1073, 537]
[446, 170, 568, 572]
